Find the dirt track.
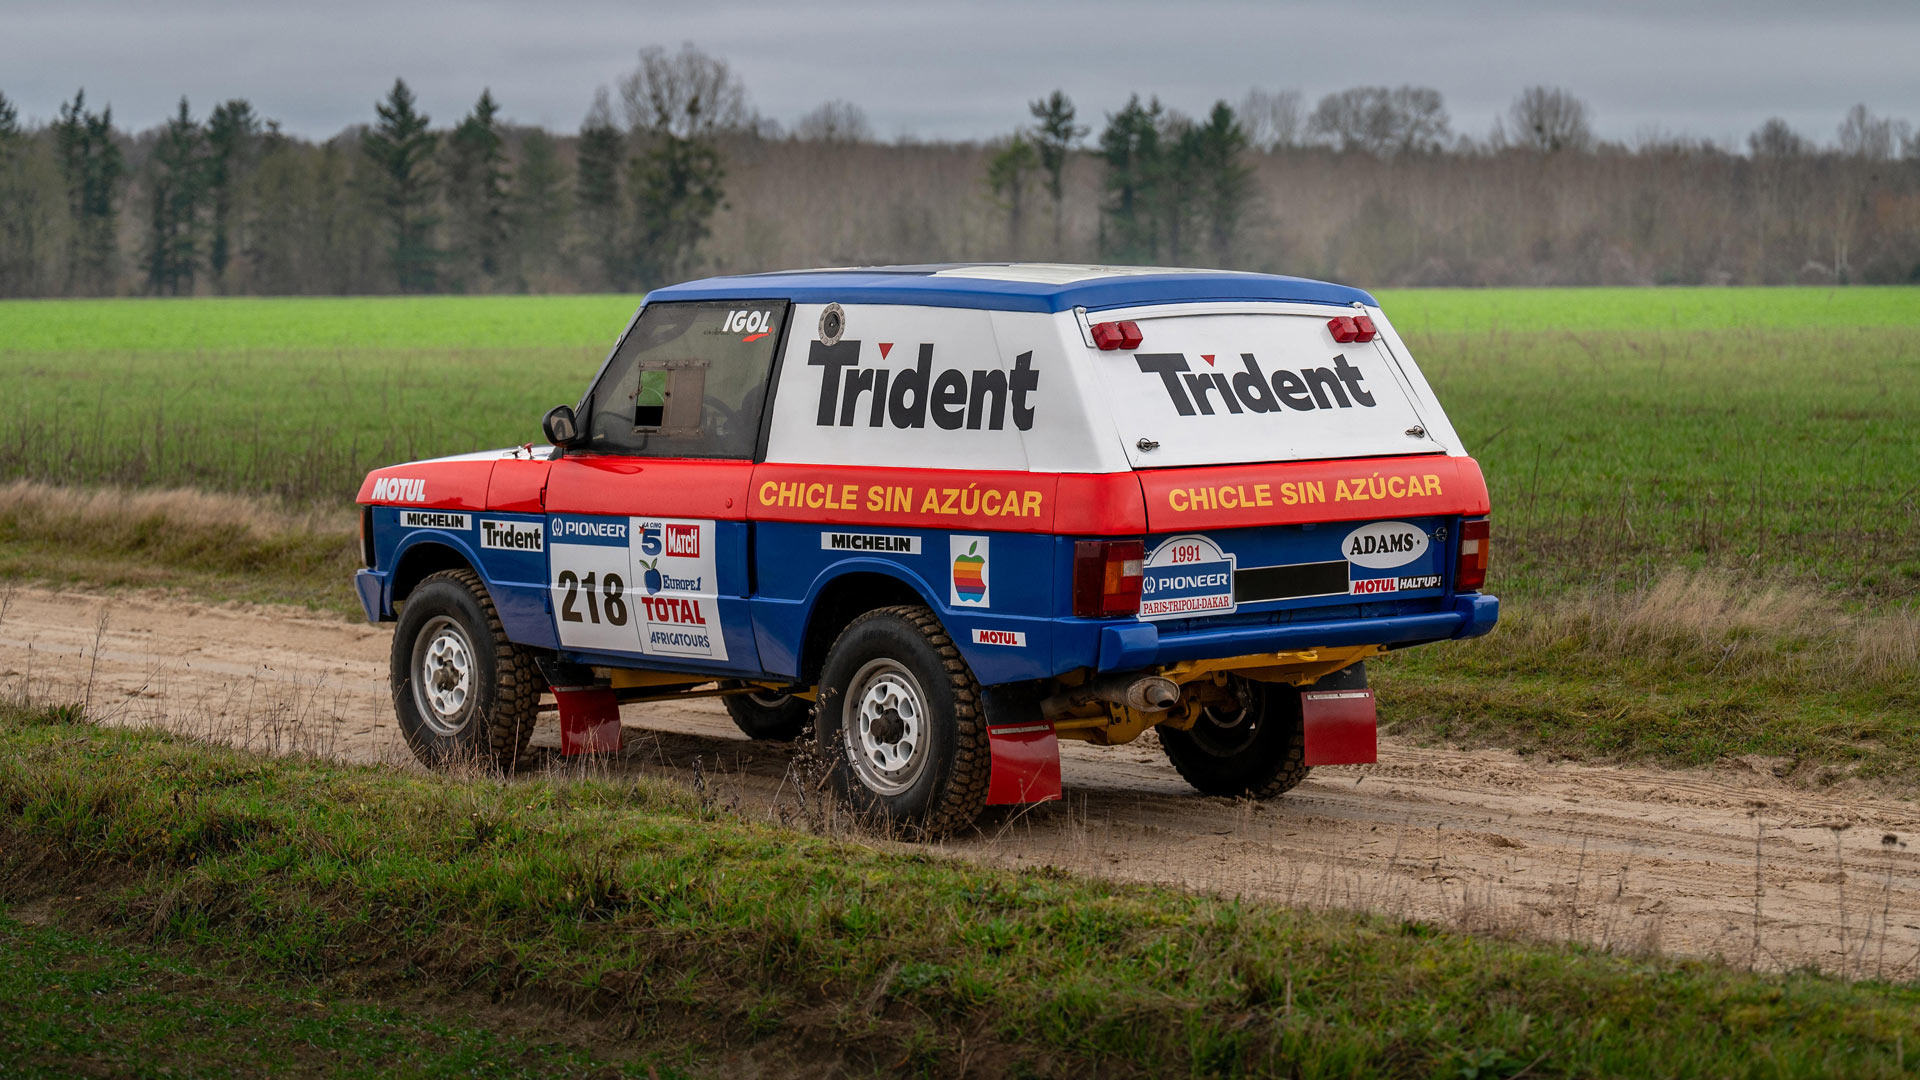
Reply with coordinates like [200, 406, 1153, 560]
[6, 584, 1920, 978]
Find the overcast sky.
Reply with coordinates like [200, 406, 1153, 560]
[4, 0, 1916, 148]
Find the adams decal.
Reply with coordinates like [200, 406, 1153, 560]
[1139, 534, 1236, 620]
[1342, 521, 1429, 569]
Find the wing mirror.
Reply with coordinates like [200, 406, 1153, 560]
[542, 404, 582, 449]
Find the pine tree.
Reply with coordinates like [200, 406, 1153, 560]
[1187, 101, 1253, 266]
[986, 134, 1039, 256]
[629, 133, 724, 285]
[143, 98, 208, 294]
[509, 128, 569, 287]
[574, 90, 624, 288]
[1028, 90, 1086, 255]
[444, 89, 510, 289]
[1098, 95, 1163, 263]
[360, 78, 439, 292]
[0, 90, 41, 295]
[205, 99, 260, 290]
[52, 89, 125, 295]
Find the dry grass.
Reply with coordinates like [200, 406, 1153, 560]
[1500, 570, 1920, 693]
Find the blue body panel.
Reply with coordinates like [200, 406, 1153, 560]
[646, 265, 1377, 314]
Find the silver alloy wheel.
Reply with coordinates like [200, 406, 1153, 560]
[842, 658, 930, 796]
[411, 614, 476, 736]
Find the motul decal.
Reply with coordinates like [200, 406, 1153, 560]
[972, 627, 1026, 647]
[370, 477, 427, 503]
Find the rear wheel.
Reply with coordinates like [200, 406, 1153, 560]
[724, 688, 812, 741]
[1160, 668, 1352, 798]
[814, 605, 989, 838]
[390, 569, 539, 770]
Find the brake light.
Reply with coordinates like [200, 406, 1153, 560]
[1328, 315, 1376, 344]
[1073, 540, 1145, 617]
[1090, 320, 1143, 350]
[1456, 518, 1490, 591]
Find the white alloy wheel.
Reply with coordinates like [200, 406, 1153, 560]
[842, 658, 930, 796]
[412, 614, 476, 735]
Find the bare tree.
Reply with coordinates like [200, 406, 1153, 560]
[1748, 117, 1811, 158]
[1308, 86, 1450, 156]
[617, 42, 749, 138]
[1836, 104, 1909, 160]
[1509, 86, 1592, 153]
[794, 100, 871, 143]
[1238, 88, 1304, 151]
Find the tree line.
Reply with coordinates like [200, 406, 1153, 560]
[1, 44, 1917, 299]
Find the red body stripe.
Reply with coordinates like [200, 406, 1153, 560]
[1139, 454, 1489, 531]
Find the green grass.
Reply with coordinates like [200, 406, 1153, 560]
[3, 703, 1918, 1079]
[0, 911, 680, 1078]
[1376, 285, 1920, 333]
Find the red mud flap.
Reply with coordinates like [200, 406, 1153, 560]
[1301, 688, 1378, 766]
[553, 686, 622, 755]
[986, 723, 1062, 805]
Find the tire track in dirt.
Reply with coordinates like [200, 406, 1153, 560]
[5, 584, 1918, 978]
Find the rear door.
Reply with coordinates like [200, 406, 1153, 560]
[1086, 304, 1471, 623]
[1089, 305, 1445, 468]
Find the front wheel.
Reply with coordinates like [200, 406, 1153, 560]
[814, 605, 990, 838]
[390, 569, 540, 770]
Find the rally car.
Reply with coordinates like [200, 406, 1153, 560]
[355, 264, 1496, 836]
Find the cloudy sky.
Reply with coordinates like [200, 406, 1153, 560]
[4, 0, 1915, 147]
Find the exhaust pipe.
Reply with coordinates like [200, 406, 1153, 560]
[1042, 673, 1181, 717]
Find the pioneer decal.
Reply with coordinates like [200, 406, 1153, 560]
[808, 340, 1038, 431]
[399, 510, 469, 530]
[1134, 352, 1376, 417]
[1139, 534, 1237, 620]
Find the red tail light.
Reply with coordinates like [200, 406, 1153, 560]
[1456, 518, 1490, 591]
[1352, 315, 1376, 341]
[1090, 320, 1143, 350]
[1329, 315, 1377, 344]
[1073, 540, 1144, 617]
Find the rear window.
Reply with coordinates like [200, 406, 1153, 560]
[583, 300, 789, 459]
[1092, 310, 1442, 468]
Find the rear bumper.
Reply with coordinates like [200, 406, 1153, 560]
[1095, 593, 1498, 671]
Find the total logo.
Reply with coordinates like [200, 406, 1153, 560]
[950, 536, 990, 607]
[369, 476, 427, 503]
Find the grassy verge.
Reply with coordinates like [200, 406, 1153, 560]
[0, 480, 360, 615]
[3, 704, 1919, 1078]
[0, 911, 679, 1078]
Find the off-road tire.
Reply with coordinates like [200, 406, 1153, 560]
[390, 568, 540, 771]
[724, 689, 812, 741]
[1159, 663, 1366, 799]
[814, 605, 990, 838]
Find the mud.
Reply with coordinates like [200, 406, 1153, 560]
[5, 584, 1918, 978]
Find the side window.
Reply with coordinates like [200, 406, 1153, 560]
[583, 300, 789, 458]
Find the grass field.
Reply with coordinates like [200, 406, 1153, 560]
[0, 287, 1916, 778]
[4, 703, 1918, 1079]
